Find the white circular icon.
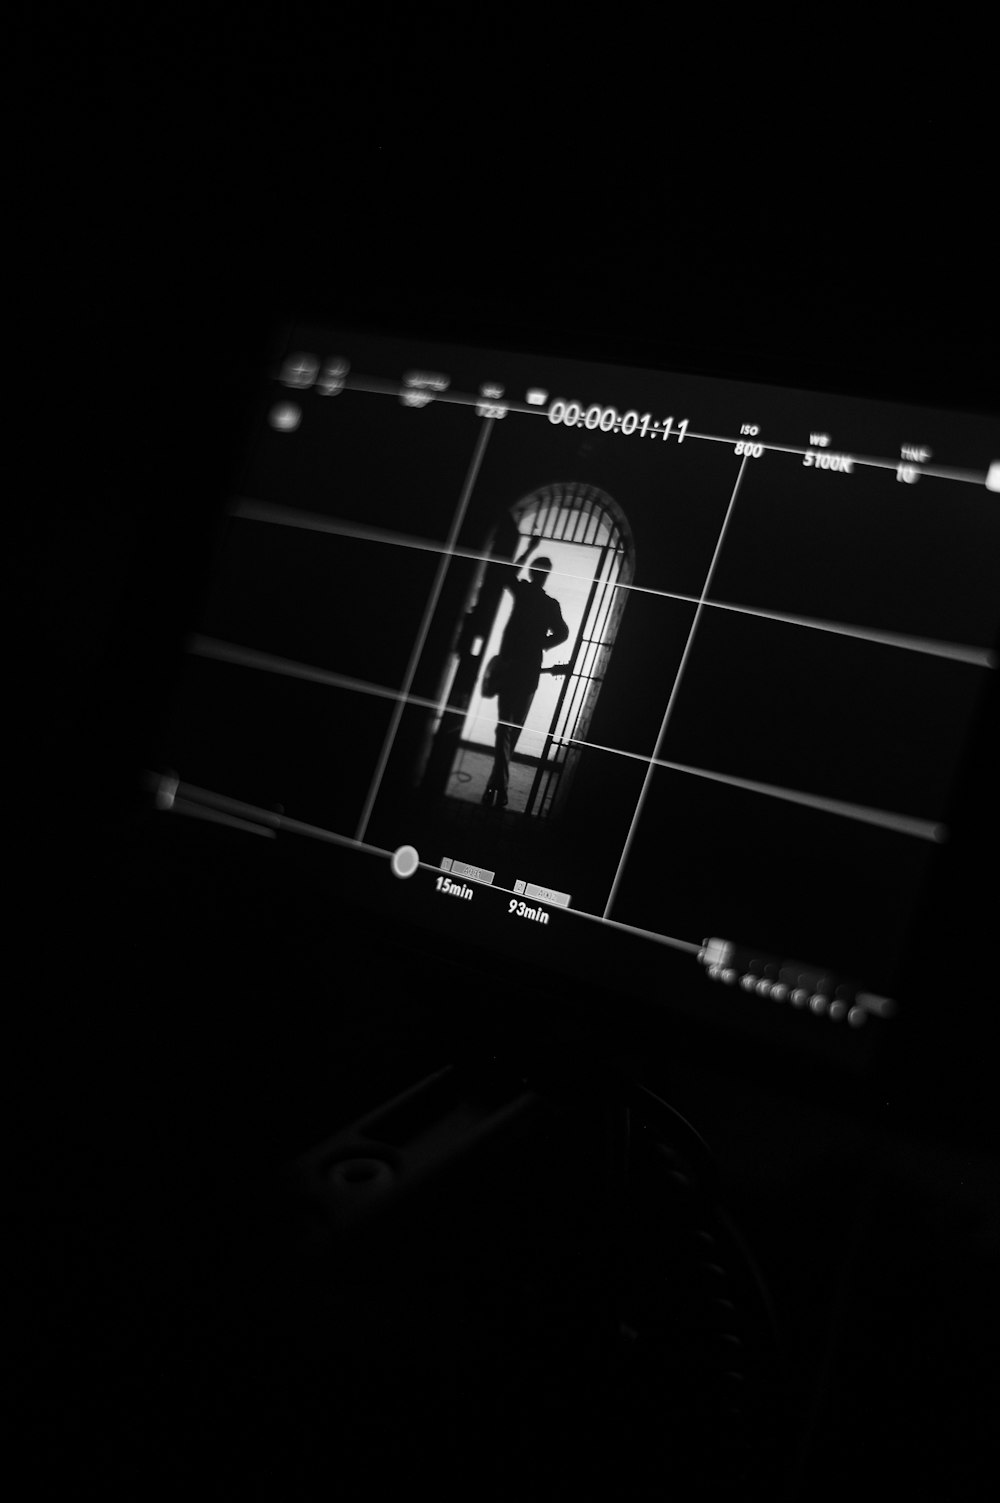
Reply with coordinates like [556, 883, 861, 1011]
[269, 401, 301, 432]
[391, 845, 420, 879]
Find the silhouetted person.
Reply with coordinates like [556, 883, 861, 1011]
[483, 542, 569, 808]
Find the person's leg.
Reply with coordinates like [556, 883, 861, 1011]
[487, 698, 514, 802]
[487, 681, 533, 805]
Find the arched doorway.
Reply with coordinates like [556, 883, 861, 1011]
[422, 483, 634, 819]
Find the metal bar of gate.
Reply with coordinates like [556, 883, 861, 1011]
[553, 544, 619, 749]
[525, 535, 612, 817]
[536, 540, 621, 814]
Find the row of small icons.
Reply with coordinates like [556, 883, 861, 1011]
[273, 353, 1000, 488]
[277, 352, 547, 414]
[698, 937, 896, 1028]
[439, 857, 571, 906]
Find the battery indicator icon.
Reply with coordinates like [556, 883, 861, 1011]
[526, 389, 548, 406]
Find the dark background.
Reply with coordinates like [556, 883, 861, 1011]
[24, 15, 998, 1499]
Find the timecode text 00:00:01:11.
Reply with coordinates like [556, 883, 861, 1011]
[548, 402, 689, 441]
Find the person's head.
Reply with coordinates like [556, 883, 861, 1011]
[530, 556, 552, 587]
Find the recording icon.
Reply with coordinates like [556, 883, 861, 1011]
[526, 389, 548, 406]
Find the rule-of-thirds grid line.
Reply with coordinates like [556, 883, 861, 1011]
[289, 376, 989, 486]
[187, 629, 945, 844]
[230, 499, 995, 670]
[353, 416, 496, 842]
[603, 454, 752, 919]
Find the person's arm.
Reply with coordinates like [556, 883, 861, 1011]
[545, 603, 570, 651]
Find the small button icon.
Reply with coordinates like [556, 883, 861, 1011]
[317, 357, 349, 395]
[280, 353, 319, 388]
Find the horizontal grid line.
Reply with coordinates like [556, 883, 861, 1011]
[297, 378, 988, 485]
[230, 499, 995, 668]
[187, 634, 947, 842]
[162, 778, 702, 955]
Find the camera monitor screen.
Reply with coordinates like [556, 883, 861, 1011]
[155, 324, 999, 1066]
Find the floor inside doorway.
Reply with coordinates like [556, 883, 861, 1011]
[446, 746, 546, 815]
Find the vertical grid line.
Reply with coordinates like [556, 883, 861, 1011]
[602, 455, 751, 918]
[354, 417, 496, 841]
